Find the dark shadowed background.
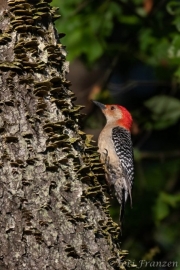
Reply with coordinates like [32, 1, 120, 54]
[52, 0, 180, 268]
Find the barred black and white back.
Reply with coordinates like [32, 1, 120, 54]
[111, 126, 134, 221]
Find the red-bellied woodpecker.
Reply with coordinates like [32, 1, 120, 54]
[93, 101, 134, 223]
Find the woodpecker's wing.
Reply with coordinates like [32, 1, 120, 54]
[112, 126, 134, 205]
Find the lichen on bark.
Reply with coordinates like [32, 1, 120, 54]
[0, 0, 132, 269]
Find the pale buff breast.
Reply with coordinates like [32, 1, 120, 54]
[97, 125, 120, 167]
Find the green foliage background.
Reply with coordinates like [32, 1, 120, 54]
[52, 0, 180, 268]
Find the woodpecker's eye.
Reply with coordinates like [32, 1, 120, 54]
[111, 106, 115, 110]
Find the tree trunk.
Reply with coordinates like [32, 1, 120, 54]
[0, 0, 130, 269]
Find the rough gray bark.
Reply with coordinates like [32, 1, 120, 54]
[0, 0, 131, 269]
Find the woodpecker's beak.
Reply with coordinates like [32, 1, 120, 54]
[92, 100, 106, 110]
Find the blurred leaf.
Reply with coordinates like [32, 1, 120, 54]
[154, 197, 169, 221]
[172, 16, 180, 31]
[144, 95, 180, 129]
[155, 224, 179, 249]
[154, 192, 180, 222]
[133, 148, 141, 161]
[139, 28, 156, 52]
[167, 1, 180, 16]
[52, 0, 122, 63]
[119, 15, 140, 24]
[151, 39, 169, 64]
[168, 36, 180, 60]
[174, 66, 180, 78]
[160, 192, 180, 207]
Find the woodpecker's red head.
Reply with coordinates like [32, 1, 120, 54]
[93, 101, 133, 130]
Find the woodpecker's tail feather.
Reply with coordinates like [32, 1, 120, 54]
[119, 192, 125, 235]
[119, 189, 125, 224]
